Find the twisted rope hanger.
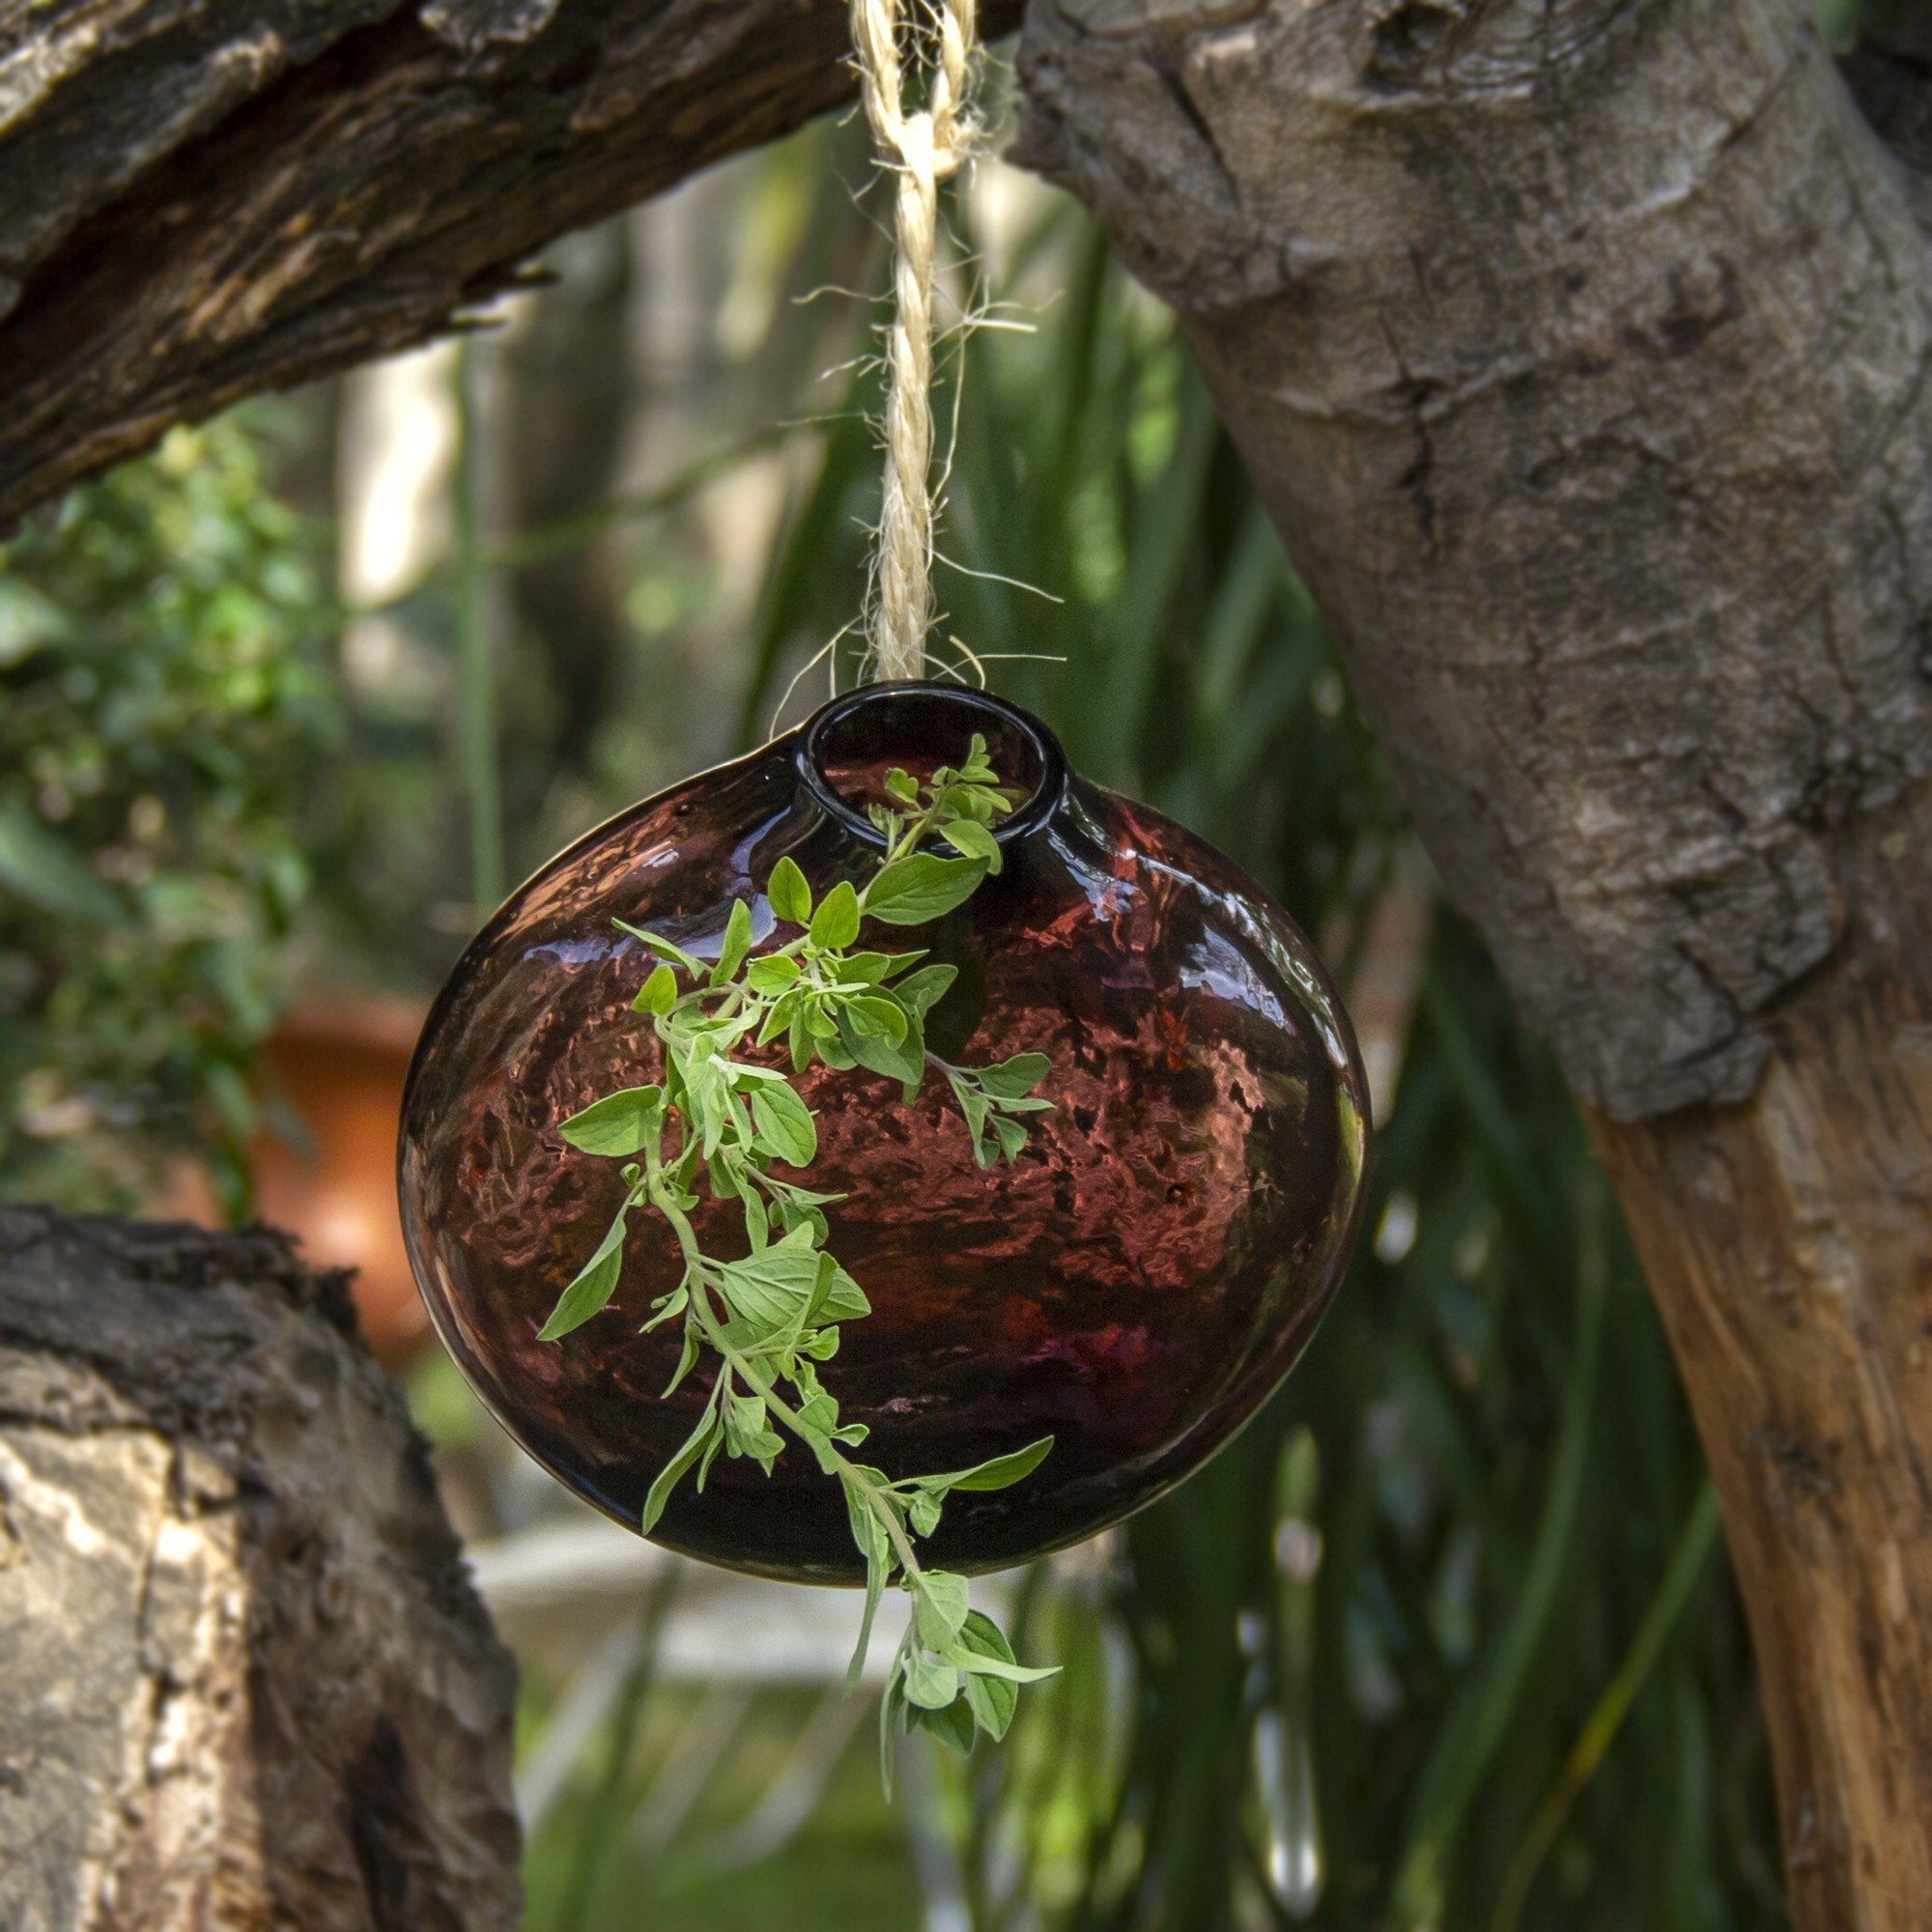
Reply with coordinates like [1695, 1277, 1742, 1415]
[849, 0, 980, 681]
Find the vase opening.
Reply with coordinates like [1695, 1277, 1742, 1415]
[797, 683, 1064, 848]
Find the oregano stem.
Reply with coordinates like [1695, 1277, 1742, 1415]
[642, 1158, 927, 1585]
[549, 741, 1054, 1779]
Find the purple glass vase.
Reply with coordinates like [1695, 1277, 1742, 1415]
[399, 684, 1369, 1582]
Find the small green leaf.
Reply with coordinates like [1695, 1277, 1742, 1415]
[711, 898, 753, 986]
[751, 1083, 818, 1167]
[724, 1392, 785, 1472]
[940, 818, 1003, 872]
[990, 1115, 1028, 1162]
[958, 1610, 1009, 1660]
[767, 855, 812, 924]
[947, 1070, 992, 1153]
[810, 878, 862, 949]
[838, 1008, 924, 1087]
[952, 781, 1011, 819]
[879, 1662, 906, 1795]
[716, 1225, 822, 1334]
[794, 1390, 860, 1476]
[741, 1184, 770, 1250]
[846, 1470, 894, 1553]
[810, 1251, 872, 1322]
[911, 1694, 978, 1755]
[641, 1408, 721, 1535]
[537, 1215, 628, 1339]
[884, 767, 920, 804]
[956, 1612, 1022, 1739]
[915, 1572, 970, 1650]
[635, 963, 677, 1014]
[639, 1285, 688, 1333]
[675, 1058, 726, 1160]
[613, 919, 701, 974]
[902, 1650, 960, 1711]
[920, 1435, 1054, 1494]
[846, 1474, 894, 1688]
[772, 1176, 844, 1206]
[894, 963, 957, 1018]
[835, 951, 898, 985]
[696, 1423, 726, 1491]
[557, 1085, 664, 1156]
[664, 1327, 700, 1396]
[841, 992, 908, 1045]
[975, 1052, 1051, 1099]
[814, 1030, 857, 1071]
[863, 853, 987, 926]
[747, 952, 801, 993]
[948, 1648, 1060, 1686]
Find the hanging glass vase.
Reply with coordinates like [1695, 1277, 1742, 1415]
[399, 683, 1369, 1581]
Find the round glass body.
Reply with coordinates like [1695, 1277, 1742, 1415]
[399, 685, 1369, 1582]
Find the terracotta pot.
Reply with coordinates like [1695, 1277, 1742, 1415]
[254, 996, 430, 1369]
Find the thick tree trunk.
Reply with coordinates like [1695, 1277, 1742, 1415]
[0, 1207, 520, 1932]
[1595, 786, 1932, 1928]
[1014, 0, 1932, 1924]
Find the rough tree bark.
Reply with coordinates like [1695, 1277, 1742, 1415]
[1014, 1, 1932, 1926]
[0, 1207, 520, 1931]
[6, 0, 1932, 1924]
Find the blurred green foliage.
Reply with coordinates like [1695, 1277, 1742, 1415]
[0, 418, 336, 1213]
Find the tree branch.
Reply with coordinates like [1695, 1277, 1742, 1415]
[0, 0, 1022, 530]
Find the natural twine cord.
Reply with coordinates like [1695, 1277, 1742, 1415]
[849, 0, 979, 682]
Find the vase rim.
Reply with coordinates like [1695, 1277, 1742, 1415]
[794, 682, 1067, 850]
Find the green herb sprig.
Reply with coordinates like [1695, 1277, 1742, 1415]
[545, 735, 1056, 1784]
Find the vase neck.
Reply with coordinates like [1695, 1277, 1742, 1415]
[794, 683, 1066, 852]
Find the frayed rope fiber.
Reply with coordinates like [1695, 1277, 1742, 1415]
[849, 0, 980, 682]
